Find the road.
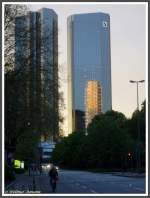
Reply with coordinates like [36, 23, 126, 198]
[5, 169, 145, 194]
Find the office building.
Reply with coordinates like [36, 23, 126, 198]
[15, 8, 58, 141]
[85, 80, 102, 128]
[67, 12, 112, 133]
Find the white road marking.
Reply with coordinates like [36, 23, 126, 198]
[134, 187, 144, 192]
[128, 183, 144, 192]
[90, 189, 97, 193]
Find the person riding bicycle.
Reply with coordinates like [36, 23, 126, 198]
[48, 164, 59, 192]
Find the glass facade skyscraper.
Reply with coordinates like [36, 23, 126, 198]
[68, 12, 112, 133]
[15, 8, 58, 141]
[85, 80, 102, 128]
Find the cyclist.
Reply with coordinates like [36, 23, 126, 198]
[48, 164, 59, 192]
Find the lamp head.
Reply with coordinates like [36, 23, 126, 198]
[129, 80, 135, 83]
[139, 80, 145, 83]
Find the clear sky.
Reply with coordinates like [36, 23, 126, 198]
[28, 3, 147, 133]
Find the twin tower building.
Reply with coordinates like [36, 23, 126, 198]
[15, 8, 112, 138]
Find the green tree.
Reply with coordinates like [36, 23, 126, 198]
[4, 4, 28, 72]
[87, 111, 133, 169]
[52, 110, 134, 171]
[52, 131, 86, 168]
[5, 69, 28, 150]
[127, 100, 146, 169]
[15, 127, 39, 165]
[5, 5, 64, 150]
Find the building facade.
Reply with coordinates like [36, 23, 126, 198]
[15, 8, 58, 141]
[68, 12, 112, 133]
[85, 80, 102, 128]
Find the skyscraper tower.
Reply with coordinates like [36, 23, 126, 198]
[67, 12, 112, 133]
[85, 80, 102, 128]
[15, 8, 58, 141]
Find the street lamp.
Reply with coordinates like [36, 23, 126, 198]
[129, 80, 145, 110]
[129, 80, 145, 171]
[27, 122, 31, 127]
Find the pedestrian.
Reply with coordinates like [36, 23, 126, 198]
[48, 164, 59, 193]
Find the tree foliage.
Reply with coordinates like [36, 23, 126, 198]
[127, 100, 146, 167]
[5, 69, 28, 149]
[5, 5, 64, 163]
[4, 4, 28, 72]
[52, 108, 146, 171]
[14, 127, 39, 164]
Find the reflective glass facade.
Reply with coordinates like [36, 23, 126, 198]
[85, 80, 102, 128]
[15, 8, 58, 141]
[68, 12, 112, 133]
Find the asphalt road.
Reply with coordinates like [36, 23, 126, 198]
[5, 169, 145, 194]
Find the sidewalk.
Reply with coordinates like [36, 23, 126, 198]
[5, 170, 44, 194]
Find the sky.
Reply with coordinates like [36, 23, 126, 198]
[28, 3, 147, 133]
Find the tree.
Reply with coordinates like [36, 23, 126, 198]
[87, 111, 133, 169]
[4, 5, 33, 151]
[5, 6, 64, 160]
[52, 110, 134, 170]
[5, 69, 29, 150]
[140, 100, 146, 144]
[15, 127, 39, 164]
[52, 131, 86, 168]
[4, 4, 28, 72]
[127, 100, 146, 169]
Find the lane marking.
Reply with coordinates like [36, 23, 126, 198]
[90, 189, 97, 193]
[134, 187, 145, 192]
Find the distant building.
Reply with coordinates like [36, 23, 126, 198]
[15, 8, 59, 141]
[67, 12, 112, 133]
[75, 110, 85, 131]
[85, 80, 102, 128]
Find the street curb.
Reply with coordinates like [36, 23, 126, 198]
[5, 180, 16, 190]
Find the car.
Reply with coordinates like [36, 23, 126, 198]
[41, 163, 52, 170]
